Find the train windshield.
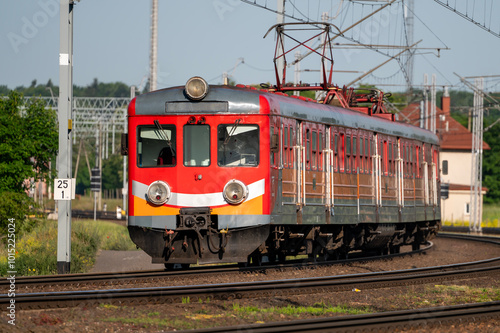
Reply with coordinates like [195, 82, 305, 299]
[184, 125, 210, 166]
[137, 125, 176, 167]
[217, 124, 259, 167]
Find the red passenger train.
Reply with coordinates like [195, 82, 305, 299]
[123, 76, 441, 268]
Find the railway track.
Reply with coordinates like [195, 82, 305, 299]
[3, 247, 500, 310]
[4, 232, 497, 292]
[175, 301, 500, 333]
[2, 233, 499, 331]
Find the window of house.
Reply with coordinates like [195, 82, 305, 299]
[443, 160, 448, 175]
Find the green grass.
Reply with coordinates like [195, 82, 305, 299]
[0, 218, 136, 276]
[42, 195, 124, 212]
[232, 302, 372, 317]
[483, 203, 500, 226]
[442, 203, 500, 228]
[409, 284, 500, 306]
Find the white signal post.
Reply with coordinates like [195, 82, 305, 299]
[56, 0, 75, 274]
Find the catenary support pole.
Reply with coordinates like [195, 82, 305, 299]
[57, 0, 74, 274]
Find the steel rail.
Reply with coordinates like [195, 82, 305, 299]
[3, 256, 500, 310]
[174, 301, 500, 333]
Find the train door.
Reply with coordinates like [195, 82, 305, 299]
[431, 145, 439, 219]
[300, 122, 327, 217]
[281, 118, 299, 209]
[325, 126, 334, 221]
[372, 133, 382, 217]
[396, 138, 404, 212]
[422, 143, 430, 221]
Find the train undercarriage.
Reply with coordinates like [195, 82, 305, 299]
[128, 214, 440, 268]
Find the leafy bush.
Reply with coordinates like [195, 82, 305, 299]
[0, 192, 36, 239]
[0, 219, 135, 276]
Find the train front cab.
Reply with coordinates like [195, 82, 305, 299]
[126, 97, 273, 266]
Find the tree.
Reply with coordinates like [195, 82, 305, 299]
[0, 91, 58, 235]
[102, 154, 123, 190]
[0, 91, 58, 193]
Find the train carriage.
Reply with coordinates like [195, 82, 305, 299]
[123, 76, 441, 267]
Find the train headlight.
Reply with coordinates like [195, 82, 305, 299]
[185, 76, 209, 101]
[223, 179, 248, 205]
[147, 181, 171, 205]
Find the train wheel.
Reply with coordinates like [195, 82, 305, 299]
[164, 263, 175, 270]
[412, 243, 421, 251]
[181, 264, 190, 269]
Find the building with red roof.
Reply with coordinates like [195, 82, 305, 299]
[398, 89, 489, 223]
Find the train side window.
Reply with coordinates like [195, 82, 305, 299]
[289, 127, 294, 167]
[318, 131, 324, 171]
[333, 133, 338, 172]
[346, 135, 351, 173]
[217, 124, 259, 167]
[415, 145, 420, 178]
[388, 142, 393, 176]
[340, 133, 345, 172]
[283, 126, 288, 166]
[270, 127, 275, 166]
[394, 143, 398, 176]
[410, 145, 414, 178]
[365, 137, 369, 173]
[312, 131, 317, 170]
[383, 140, 388, 176]
[402, 144, 406, 177]
[359, 136, 364, 173]
[137, 125, 176, 167]
[351, 136, 358, 173]
[433, 148, 439, 178]
[306, 129, 311, 170]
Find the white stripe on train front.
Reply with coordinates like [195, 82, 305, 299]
[132, 179, 265, 207]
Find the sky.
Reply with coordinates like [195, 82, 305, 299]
[1, 0, 499, 93]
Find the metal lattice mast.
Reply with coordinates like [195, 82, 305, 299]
[276, 0, 285, 85]
[470, 77, 484, 234]
[150, 0, 158, 92]
[294, 51, 300, 96]
[431, 74, 436, 133]
[404, 0, 415, 96]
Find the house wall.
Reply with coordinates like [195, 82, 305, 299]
[440, 189, 485, 223]
[441, 190, 470, 222]
[440, 151, 472, 186]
